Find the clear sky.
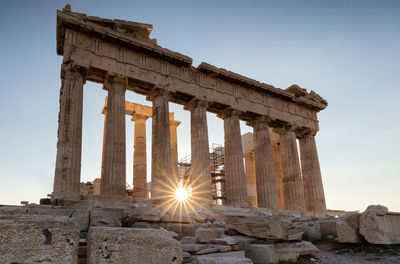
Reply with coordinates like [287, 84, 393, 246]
[0, 0, 399, 212]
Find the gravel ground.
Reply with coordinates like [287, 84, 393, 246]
[298, 243, 400, 264]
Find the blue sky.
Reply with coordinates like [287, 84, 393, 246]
[0, 0, 399, 211]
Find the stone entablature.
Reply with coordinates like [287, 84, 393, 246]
[57, 8, 326, 132]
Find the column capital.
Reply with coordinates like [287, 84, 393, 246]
[273, 123, 299, 134]
[184, 98, 209, 111]
[146, 87, 169, 101]
[169, 120, 181, 127]
[246, 116, 273, 128]
[60, 62, 88, 83]
[103, 75, 127, 93]
[131, 113, 149, 122]
[217, 108, 242, 119]
[296, 127, 318, 138]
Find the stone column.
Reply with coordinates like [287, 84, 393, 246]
[187, 100, 213, 203]
[100, 107, 107, 188]
[249, 117, 279, 210]
[149, 88, 172, 203]
[169, 116, 180, 180]
[277, 125, 306, 213]
[270, 129, 285, 210]
[132, 114, 148, 198]
[53, 64, 86, 199]
[299, 130, 327, 213]
[101, 76, 127, 196]
[221, 110, 248, 207]
[244, 151, 257, 207]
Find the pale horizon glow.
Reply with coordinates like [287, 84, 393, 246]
[0, 0, 399, 212]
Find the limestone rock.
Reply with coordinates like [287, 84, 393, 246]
[0, 216, 79, 264]
[90, 215, 122, 227]
[195, 227, 225, 240]
[359, 205, 400, 244]
[319, 219, 337, 237]
[183, 251, 193, 263]
[245, 241, 318, 264]
[182, 243, 207, 253]
[293, 221, 321, 241]
[214, 236, 238, 245]
[224, 214, 292, 240]
[195, 244, 224, 255]
[193, 251, 253, 264]
[88, 227, 182, 263]
[336, 213, 361, 243]
[181, 236, 197, 244]
[230, 235, 257, 250]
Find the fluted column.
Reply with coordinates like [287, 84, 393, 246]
[169, 115, 180, 180]
[100, 104, 107, 189]
[299, 130, 327, 213]
[101, 76, 127, 196]
[244, 151, 257, 207]
[53, 64, 86, 199]
[277, 125, 306, 213]
[270, 129, 285, 210]
[221, 110, 248, 207]
[249, 117, 279, 210]
[132, 114, 148, 198]
[149, 88, 172, 203]
[186, 100, 213, 203]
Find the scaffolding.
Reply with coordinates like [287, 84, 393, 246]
[177, 143, 226, 204]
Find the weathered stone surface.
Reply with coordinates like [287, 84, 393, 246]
[88, 227, 182, 263]
[0, 216, 79, 264]
[230, 235, 257, 250]
[181, 236, 197, 244]
[158, 222, 196, 237]
[336, 212, 361, 243]
[319, 219, 337, 237]
[215, 236, 238, 245]
[223, 110, 249, 207]
[90, 209, 126, 227]
[250, 118, 279, 210]
[182, 243, 207, 253]
[195, 244, 232, 255]
[182, 251, 193, 263]
[245, 241, 318, 264]
[294, 221, 321, 241]
[189, 100, 214, 203]
[224, 214, 291, 240]
[193, 251, 253, 264]
[359, 205, 400, 244]
[195, 227, 225, 240]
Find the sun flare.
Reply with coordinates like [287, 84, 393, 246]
[175, 181, 192, 202]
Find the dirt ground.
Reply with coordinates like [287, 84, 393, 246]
[298, 242, 400, 264]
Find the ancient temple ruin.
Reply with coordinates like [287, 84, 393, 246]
[53, 5, 327, 213]
[3, 6, 400, 264]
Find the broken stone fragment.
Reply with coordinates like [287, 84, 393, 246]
[224, 214, 292, 240]
[195, 227, 225, 240]
[180, 236, 197, 244]
[359, 205, 400, 244]
[182, 243, 207, 253]
[193, 250, 253, 264]
[336, 212, 361, 243]
[214, 236, 238, 245]
[88, 227, 182, 263]
[245, 241, 318, 264]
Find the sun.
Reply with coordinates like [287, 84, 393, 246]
[175, 181, 192, 202]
